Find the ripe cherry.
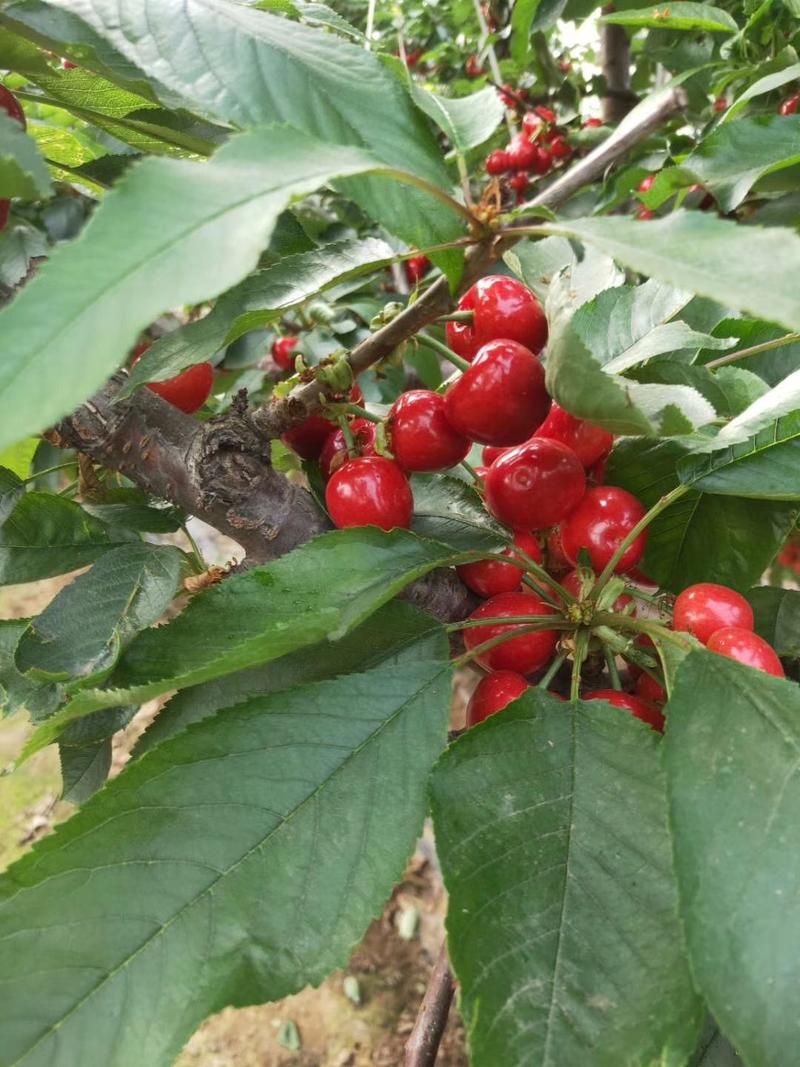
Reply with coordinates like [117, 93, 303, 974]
[457, 531, 543, 598]
[320, 419, 377, 480]
[486, 149, 511, 175]
[388, 389, 470, 472]
[508, 172, 529, 201]
[405, 48, 423, 67]
[463, 590, 558, 673]
[272, 336, 299, 371]
[706, 627, 784, 677]
[506, 132, 539, 171]
[779, 93, 800, 116]
[561, 485, 647, 574]
[465, 55, 484, 78]
[444, 340, 550, 447]
[638, 174, 656, 193]
[584, 689, 665, 732]
[484, 439, 586, 531]
[635, 208, 656, 221]
[482, 444, 507, 466]
[548, 135, 572, 160]
[534, 105, 557, 124]
[635, 672, 666, 706]
[467, 671, 529, 726]
[583, 117, 603, 128]
[282, 384, 363, 460]
[446, 275, 548, 361]
[713, 95, 727, 113]
[404, 255, 431, 285]
[325, 456, 413, 531]
[0, 85, 26, 129]
[522, 112, 543, 138]
[672, 582, 754, 646]
[530, 146, 553, 175]
[132, 344, 214, 414]
[535, 403, 613, 468]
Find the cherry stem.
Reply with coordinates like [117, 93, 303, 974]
[181, 523, 206, 571]
[341, 403, 383, 424]
[604, 647, 622, 691]
[447, 614, 569, 632]
[337, 414, 356, 457]
[437, 310, 475, 324]
[472, 547, 573, 609]
[23, 460, 77, 484]
[595, 611, 693, 651]
[418, 332, 472, 371]
[570, 629, 590, 701]
[537, 650, 567, 689]
[592, 484, 690, 597]
[705, 331, 800, 370]
[452, 622, 571, 669]
[461, 459, 482, 483]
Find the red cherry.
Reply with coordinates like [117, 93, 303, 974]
[405, 48, 423, 67]
[561, 486, 647, 574]
[272, 336, 299, 371]
[467, 671, 529, 726]
[445, 340, 550, 447]
[522, 112, 543, 138]
[638, 174, 656, 193]
[61, 59, 78, 70]
[145, 362, 214, 414]
[0, 200, 9, 233]
[463, 591, 558, 673]
[535, 105, 557, 124]
[282, 384, 362, 459]
[457, 531, 543, 599]
[713, 95, 727, 113]
[0, 85, 25, 129]
[508, 171, 529, 194]
[486, 149, 511, 175]
[447, 275, 548, 362]
[465, 55, 484, 78]
[584, 689, 664, 732]
[404, 255, 431, 284]
[530, 146, 553, 175]
[320, 419, 377, 480]
[482, 444, 507, 466]
[498, 84, 520, 109]
[548, 135, 572, 160]
[506, 132, 539, 171]
[635, 208, 656, 221]
[535, 403, 613, 468]
[635, 672, 666, 706]
[325, 456, 413, 531]
[672, 582, 754, 646]
[389, 389, 470, 472]
[706, 627, 784, 678]
[583, 117, 603, 128]
[588, 455, 608, 484]
[779, 93, 800, 116]
[484, 439, 586, 531]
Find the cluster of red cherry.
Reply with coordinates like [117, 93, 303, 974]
[0, 85, 26, 232]
[484, 108, 573, 201]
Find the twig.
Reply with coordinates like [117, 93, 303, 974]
[404, 945, 456, 1067]
[705, 331, 800, 370]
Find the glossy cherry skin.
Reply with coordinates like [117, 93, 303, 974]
[506, 132, 539, 171]
[282, 384, 363, 460]
[389, 389, 470, 472]
[467, 671, 529, 726]
[320, 419, 377, 480]
[535, 403, 613, 468]
[522, 112, 543, 138]
[444, 340, 550, 447]
[508, 172, 529, 200]
[404, 255, 431, 284]
[486, 149, 510, 175]
[446, 275, 548, 362]
[638, 174, 656, 193]
[482, 444, 507, 466]
[584, 689, 665, 732]
[271, 336, 299, 371]
[0, 85, 26, 129]
[706, 627, 784, 677]
[635, 672, 666, 706]
[325, 456, 413, 531]
[548, 135, 572, 160]
[484, 439, 586, 531]
[145, 362, 214, 413]
[779, 93, 800, 116]
[635, 208, 655, 221]
[457, 531, 543, 598]
[584, 117, 603, 128]
[672, 582, 754, 646]
[530, 146, 553, 175]
[465, 55, 484, 78]
[463, 591, 558, 673]
[561, 486, 647, 574]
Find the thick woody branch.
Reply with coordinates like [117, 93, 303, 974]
[600, 8, 635, 124]
[404, 945, 456, 1067]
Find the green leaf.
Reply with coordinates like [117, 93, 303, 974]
[134, 600, 440, 756]
[431, 691, 702, 1067]
[0, 112, 52, 200]
[504, 236, 576, 302]
[723, 62, 800, 124]
[122, 237, 395, 394]
[627, 362, 768, 419]
[678, 410, 800, 499]
[15, 543, 185, 684]
[20, 528, 480, 757]
[538, 212, 800, 334]
[80, 489, 184, 533]
[0, 467, 24, 526]
[748, 586, 800, 657]
[0, 437, 37, 479]
[665, 651, 800, 1067]
[0, 619, 61, 719]
[410, 473, 507, 552]
[58, 737, 112, 804]
[699, 319, 800, 386]
[0, 126, 448, 454]
[607, 438, 797, 592]
[685, 116, 800, 212]
[0, 494, 130, 585]
[690, 1020, 744, 1065]
[409, 85, 504, 153]
[599, 2, 738, 31]
[2, 0, 464, 265]
[0, 615, 451, 1067]
[0, 221, 48, 289]
[545, 317, 717, 437]
[511, 0, 541, 60]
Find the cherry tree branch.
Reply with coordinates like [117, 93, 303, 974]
[404, 945, 456, 1067]
[600, 7, 636, 124]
